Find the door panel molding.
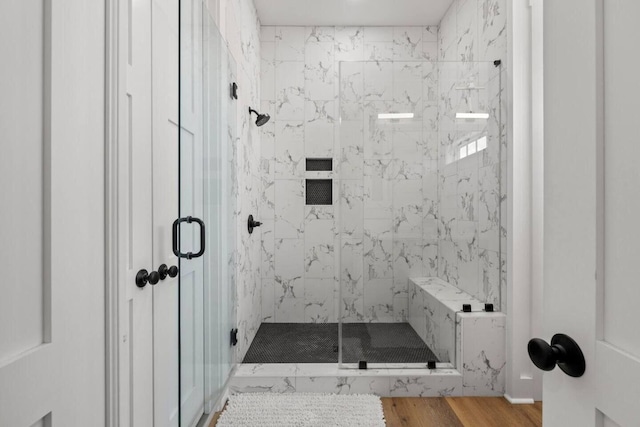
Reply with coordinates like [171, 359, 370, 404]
[105, 0, 122, 425]
[595, 342, 640, 427]
[1, 0, 107, 424]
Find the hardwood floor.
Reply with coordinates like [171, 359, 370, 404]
[382, 397, 463, 427]
[382, 397, 542, 427]
[444, 397, 542, 427]
[209, 397, 542, 427]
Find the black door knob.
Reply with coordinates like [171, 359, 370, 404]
[168, 265, 179, 278]
[528, 333, 586, 377]
[136, 269, 150, 288]
[158, 264, 179, 280]
[136, 269, 160, 287]
[148, 270, 160, 285]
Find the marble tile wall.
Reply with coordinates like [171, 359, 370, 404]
[260, 0, 508, 323]
[230, 363, 463, 397]
[260, 26, 439, 323]
[212, 0, 263, 361]
[339, 57, 442, 324]
[437, 0, 508, 311]
[456, 313, 506, 396]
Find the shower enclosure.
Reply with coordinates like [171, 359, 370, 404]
[337, 59, 504, 369]
[175, 9, 505, 421]
[245, 57, 504, 370]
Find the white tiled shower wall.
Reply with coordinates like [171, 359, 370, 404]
[437, 0, 508, 312]
[258, 0, 508, 325]
[208, 0, 263, 361]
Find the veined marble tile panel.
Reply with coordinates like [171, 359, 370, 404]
[363, 278, 394, 322]
[275, 61, 305, 120]
[304, 278, 335, 322]
[458, 312, 506, 396]
[364, 61, 393, 100]
[305, 42, 335, 101]
[304, 99, 335, 157]
[274, 179, 304, 238]
[231, 363, 464, 396]
[393, 27, 423, 60]
[365, 42, 394, 62]
[305, 26, 335, 43]
[335, 27, 364, 61]
[275, 26, 305, 61]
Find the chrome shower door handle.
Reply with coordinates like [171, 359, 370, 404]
[172, 216, 206, 259]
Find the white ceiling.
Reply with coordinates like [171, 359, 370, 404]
[254, 0, 455, 27]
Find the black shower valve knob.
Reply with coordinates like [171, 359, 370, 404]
[247, 215, 262, 234]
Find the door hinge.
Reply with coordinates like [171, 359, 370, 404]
[230, 328, 238, 347]
[230, 82, 238, 100]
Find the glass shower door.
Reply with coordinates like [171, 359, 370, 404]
[178, 3, 236, 426]
[337, 60, 503, 370]
[177, 0, 206, 425]
[200, 9, 237, 410]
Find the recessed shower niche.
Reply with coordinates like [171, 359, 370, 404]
[306, 179, 332, 205]
[305, 158, 333, 205]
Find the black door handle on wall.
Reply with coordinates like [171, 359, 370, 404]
[528, 333, 586, 377]
[172, 216, 206, 259]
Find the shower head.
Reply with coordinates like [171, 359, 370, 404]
[249, 107, 271, 127]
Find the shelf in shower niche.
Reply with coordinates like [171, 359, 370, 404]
[306, 179, 332, 205]
[306, 158, 333, 171]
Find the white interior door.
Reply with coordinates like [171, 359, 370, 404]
[119, 0, 155, 425]
[0, 0, 107, 425]
[543, 0, 640, 425]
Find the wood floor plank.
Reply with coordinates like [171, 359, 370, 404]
[208, 411, 221, 427]
[381, 397, 463, 427]
[445, 397, 542, 427]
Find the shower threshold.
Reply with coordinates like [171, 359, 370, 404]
[242, 322, 440, 364]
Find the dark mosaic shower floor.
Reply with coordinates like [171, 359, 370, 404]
[242, 323, 439, 364]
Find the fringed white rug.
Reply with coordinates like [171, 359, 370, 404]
[216, 393, 385, 427]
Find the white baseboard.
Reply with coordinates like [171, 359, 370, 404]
[504, 394, 535, 404]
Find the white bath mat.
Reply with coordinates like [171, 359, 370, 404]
[216, 393, 386, 427]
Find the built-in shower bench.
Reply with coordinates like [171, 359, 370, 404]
[409, 277, 506, 396]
